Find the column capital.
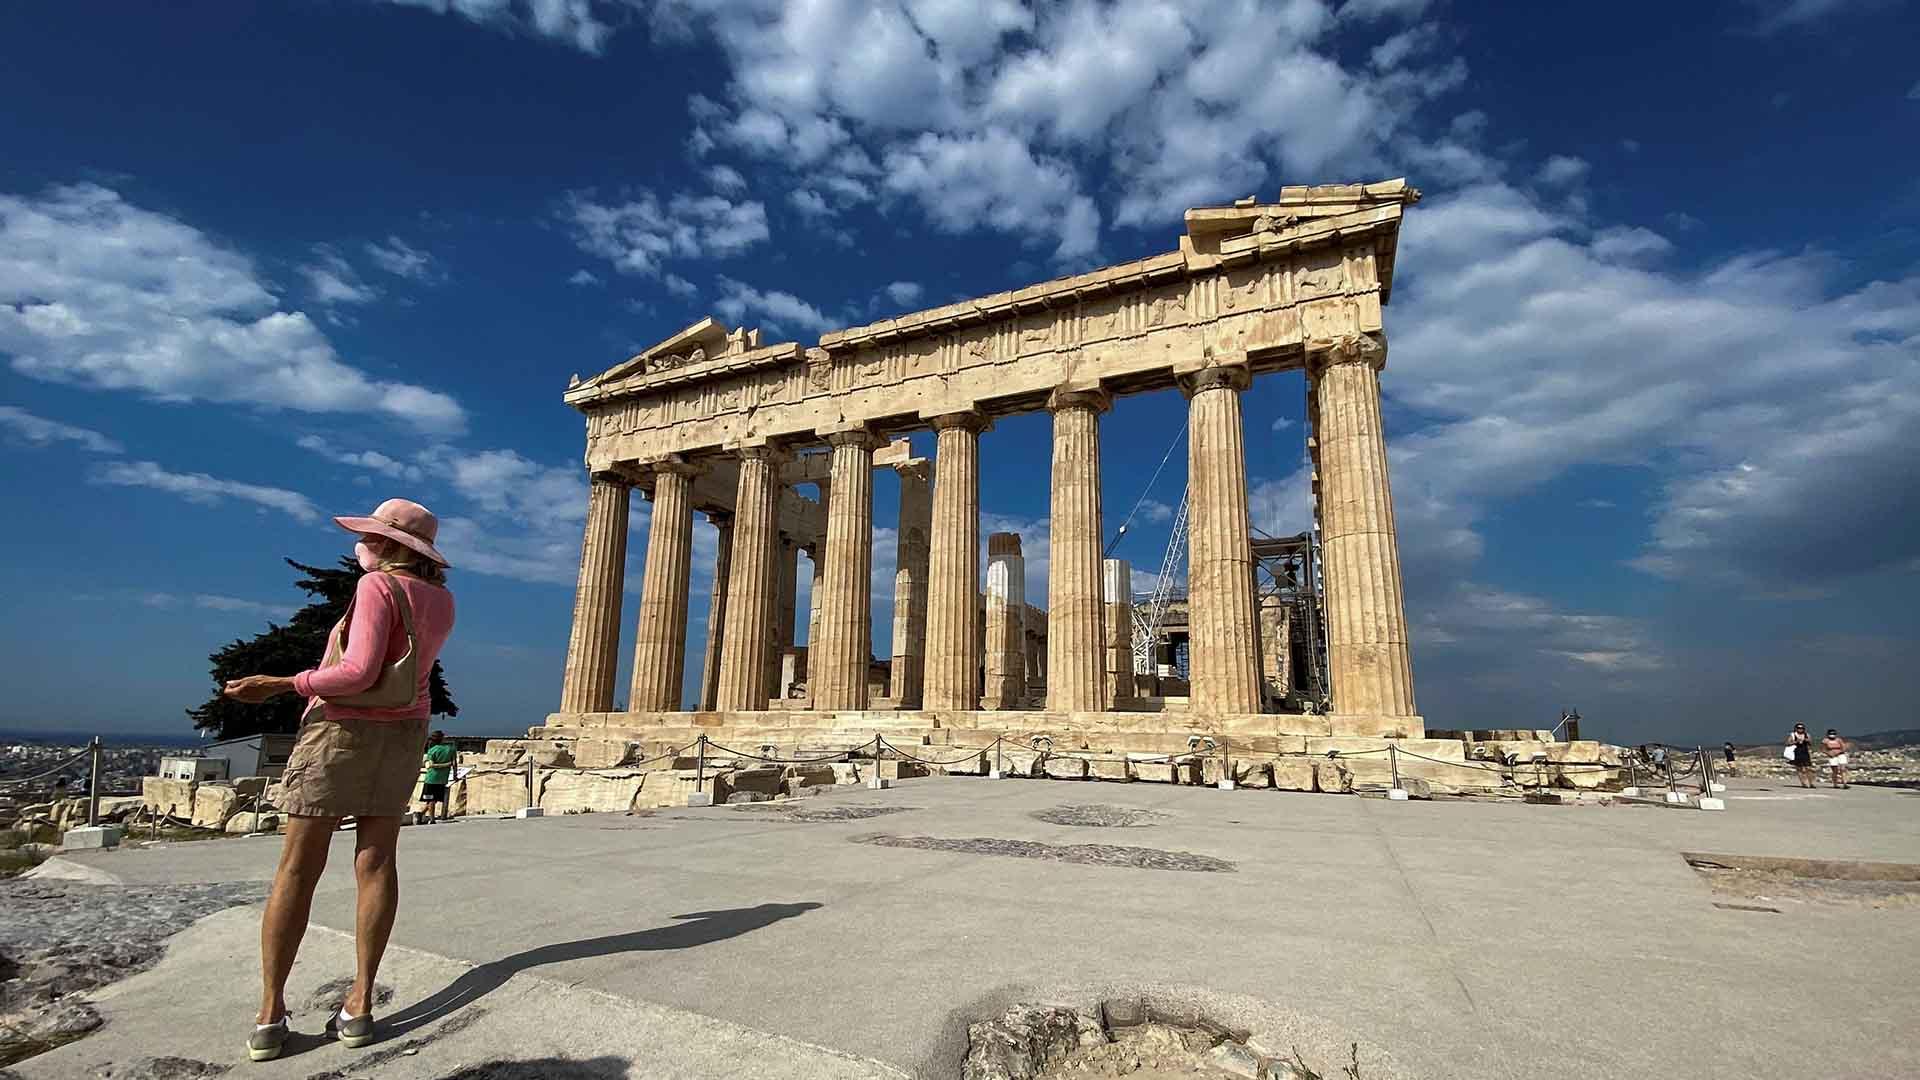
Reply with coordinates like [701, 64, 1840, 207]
[1046, 385, 1112, 415]
[1176, 363, 1252, 398]
[822, 426, 883, 450]
[733, 443, 792, 465]
[589, 468, 633, 488]
[926, 409, 991, 434]
[1307, 332, 1387, 372]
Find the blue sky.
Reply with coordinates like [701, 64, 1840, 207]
[2, 0, 1916, 744]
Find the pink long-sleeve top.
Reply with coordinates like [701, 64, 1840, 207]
[293, 572, 456, 722]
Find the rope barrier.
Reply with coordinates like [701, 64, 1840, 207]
[699, 736, 871, 766]
[874, 735, 1009, 768]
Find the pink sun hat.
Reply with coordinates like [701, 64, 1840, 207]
[333, 498, 450, 567]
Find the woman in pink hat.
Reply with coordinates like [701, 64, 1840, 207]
[220, 498, 457, 1060]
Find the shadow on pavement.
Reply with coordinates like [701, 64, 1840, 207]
[434, 1055, 630, 1078]
[381, 902, 823, 1037]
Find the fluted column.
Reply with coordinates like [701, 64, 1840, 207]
[890, 461, 932, 708]
[1258, 593, 1291, 705]
[983, 532, 1026, 709]
[715, 446, 786, 712]
[812, 430, 877, 710]
[805, 480, 830, 651]
[923, 411, 986, 711]
[771, 534, 799, 694]
[1311, 334, 1416, 717]
[1103, 558, 1136, 706]
[698, 512, 732, 710]
[1046, 388, 1109, 713]
[560, 472, 631, 713]
[1181, 362, 1262, 715]
[627, 460, 699, 712]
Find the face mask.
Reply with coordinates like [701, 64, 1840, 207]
[355, 540, 383, 573]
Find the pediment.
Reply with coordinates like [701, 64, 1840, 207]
[569, 317, 764, 391]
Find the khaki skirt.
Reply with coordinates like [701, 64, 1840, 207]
[277, 714, 429, 818]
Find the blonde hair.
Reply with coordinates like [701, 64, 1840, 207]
[371, 537, 448, 586]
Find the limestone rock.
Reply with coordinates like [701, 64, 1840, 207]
[225, 812, 280, 834]
[1130, 757, 1177, 783]
[1208, 1041, 1263, 1078]
[570, 738, 637, 769]
[189, 784, 242, 829]
[1271, 758, 1315, 792]
[1313, 759, 1352, 794]
[539, 770, 646, 814]
[141, 777, 196, 817]
[529, 743, 575, 768]
[1041, 755, 1088, 780]
[1089, 757, 1129, 781]
[961, 1005, 1105, 1080]
[462, 768, 538, 814]
[785, 763, 840, 790]
[938, 750, 989, 776]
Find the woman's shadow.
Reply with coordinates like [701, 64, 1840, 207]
[379, 901, 822, 1037]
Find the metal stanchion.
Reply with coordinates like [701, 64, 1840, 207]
[516, 752, 543, 818]
[868, 735, 889, 789]
[991, 735, 1004, 780]
[1623, 758, 1641, 798]
[87, 736, 102, 827]
[1388, 742, 1409, 801]
[1699, 747, 1725, 810]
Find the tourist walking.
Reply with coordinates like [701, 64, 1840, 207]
[418, 730, 456, 822]
[220, 499, 456, 1061]
[1786, 723, 1815, 788]
[1723, 741, 1736, 765]
[1822, 729, 1850, 789]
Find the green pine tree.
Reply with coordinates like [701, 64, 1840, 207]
[187, 558, 458, 739]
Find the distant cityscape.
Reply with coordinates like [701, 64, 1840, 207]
[1, 730, 213, 809]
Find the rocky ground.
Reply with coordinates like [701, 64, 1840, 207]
[0, 875, 266, 1068]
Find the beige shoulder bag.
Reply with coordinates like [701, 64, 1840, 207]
[317, 572, 420, 710]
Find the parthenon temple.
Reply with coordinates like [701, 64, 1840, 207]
[535, 180, 1430, 770]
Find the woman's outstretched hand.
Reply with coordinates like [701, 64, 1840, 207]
[223, 675, 295, 703]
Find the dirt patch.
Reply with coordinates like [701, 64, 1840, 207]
[1031, 805, 1170, 829]
[962, 1001, 1363, 1079]
[1684, 852, 1920, 908]
[855, 835, 1234, 873]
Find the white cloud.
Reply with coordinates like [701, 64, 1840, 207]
[706, 164, 748, 194]
[0, 184, 466, 432]
[90, 459, 321, 521]
[299, 245, 379, 305]
[296, 433, 424, 481]
[567, 268, 602, 286]
[1907, 79, 1920, 101]
[191, 594, 297, 620]
[1536, 154, 1590, 187]
[788, 189, 832, 219]
[882, 131, 1100, 260]
[712, 276, 836, 336]
[563, 189, 770, 276]
[0, 405, 123, 454]
[373, 0, 615, 53]
[364, 235, 438, 281]
[1338, 0, 1433, 20]
[1270, 416, 1297, 432]
[1742, 0, 1883, 34]
[1590, 225, 1672, 262]
[663, 273, 699, 300]
[413, 445, 598, 585]
[884, 281, 923, 307]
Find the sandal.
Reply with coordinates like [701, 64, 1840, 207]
[248, 1017, 290, 1062]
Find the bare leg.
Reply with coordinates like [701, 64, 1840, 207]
[345, 815, 403, 1016]
[258, 815, 340, 1024]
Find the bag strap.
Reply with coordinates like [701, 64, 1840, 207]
[338, 571, 418, 650]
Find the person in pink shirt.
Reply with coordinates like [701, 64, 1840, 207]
[220, 499, 456, 1060]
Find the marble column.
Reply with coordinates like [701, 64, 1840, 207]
[1181, 362, 1262, 715]
[771, 534, 799, 695]
[1311, 334, 1416, 717]
[1258, 593, 1291, 705]
[698, 512, 732, 711]
[922, 411, 986, 711]
[1046, 388, 1109, 713]
[627, 460, 698, 712]
[890, 462, 932, 708]
[982, 532, 1026, 709]
[811, 431, 877, 711]
[805, 480, 830, 653]
[559, 472, 630, 713]
[1103, 558, 1135, 706]
[714, 446, 785, 712]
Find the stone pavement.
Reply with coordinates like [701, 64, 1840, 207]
[15, 776, 1920, 1079]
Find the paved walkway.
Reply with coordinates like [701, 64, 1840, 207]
[18, 775, 1920, 1079]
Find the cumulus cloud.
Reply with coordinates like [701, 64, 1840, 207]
[90, 459, 321, 521]
[371, 0, 616, 53]
[414, 445, 600, 585]
[563, 189, 769, 276]
[1536, 154, 1590, 187]
[712, 276, 836, 336]
[0, 184, 466, 432]
[0, 405, 123, 454]
[567, 268, 602, 286]
[883, 281, 923, 307]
